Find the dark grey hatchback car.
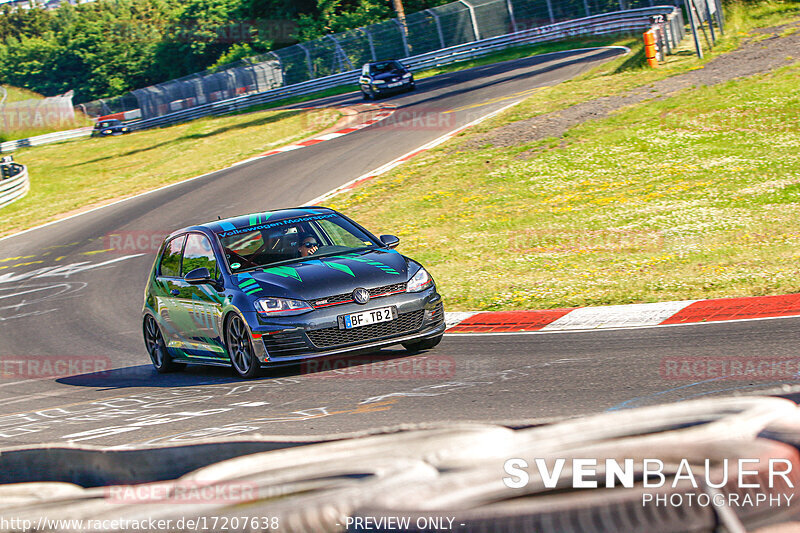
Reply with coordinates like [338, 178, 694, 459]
[359, 60, 415, 99]
[142, 207, 445, 378]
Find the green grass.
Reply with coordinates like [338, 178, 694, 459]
[2, 86, 44, 103]
[0, 107, 340, 237]
[323, 4, 800, 311]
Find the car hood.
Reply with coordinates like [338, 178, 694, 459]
[232, 250, 412, 301]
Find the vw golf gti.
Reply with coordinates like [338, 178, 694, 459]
[143, 207, 445, 377]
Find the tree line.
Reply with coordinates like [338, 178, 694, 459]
[0, 0, 447, 103]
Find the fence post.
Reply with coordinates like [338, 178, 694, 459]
[394, 19, 411, 56]
[458, 0, 481, 41]
[504, 0, 518, 33]
[364, 28, 378, 61]
[426, 9, 447, 48]
[298, 43, 314, 79]
[684, 0, 703, 58]
[327, 34, 353, 72]
[583, 0, 590, 18]
[714, 0, 725, 34]
[544, 0, 555, 24]
[269, 52, 284, 88]
[704, 0, 716, 44]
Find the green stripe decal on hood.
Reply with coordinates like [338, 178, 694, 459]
[263, 265, 302, 282]
[323, 261, 355, 277]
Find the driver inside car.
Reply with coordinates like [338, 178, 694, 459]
[297, 233, 319, 257]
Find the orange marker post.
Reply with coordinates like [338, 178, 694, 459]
[644, 29, 659, 68]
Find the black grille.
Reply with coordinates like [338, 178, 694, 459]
[430, 303, 444, 323]
[307, 309, 424, 348]
[312, 282, 407, 308]
[262, 331, 307, 358]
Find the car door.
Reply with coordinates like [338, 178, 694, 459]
[174, 232, 226, 359]
[153, 234, 186, 350]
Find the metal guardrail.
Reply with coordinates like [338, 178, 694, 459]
[130, 6, 681, 131]
[0, 127, 92, 154]
[0, 163, 30, 208]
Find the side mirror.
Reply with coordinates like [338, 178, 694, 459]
[184, 267, 212, 285]
[379, 235, 400, 249]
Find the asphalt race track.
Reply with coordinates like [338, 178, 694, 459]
[2, 47, 798, 449]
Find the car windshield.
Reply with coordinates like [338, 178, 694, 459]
[216, 213, 378, 272]
[369, 61, 403, 75]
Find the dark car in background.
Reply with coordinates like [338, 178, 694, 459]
[91, 118, 131, 137]
[359, 60, 415, 99]
[142, 207, 445, 378]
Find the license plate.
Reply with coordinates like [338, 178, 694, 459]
[386, 82, 403, 88]
[338, 306, 397, 329]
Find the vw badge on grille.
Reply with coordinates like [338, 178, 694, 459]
[353, 288, 370, 304]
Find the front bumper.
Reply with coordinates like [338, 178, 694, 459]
[246, 288, 443, 364]
[369, 79, 414, 94]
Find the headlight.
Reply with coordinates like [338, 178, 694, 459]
[255, 297, 312, 316]
[402, 73, 412, 79]
[406, 268, 433, 292]
[372, 79, 386, 85]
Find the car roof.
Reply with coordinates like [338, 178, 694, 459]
[169, 206, 336, 238]
[365, 60, 402, 66]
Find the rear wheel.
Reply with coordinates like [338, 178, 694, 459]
[402, 334, 443, 352]
[144, 315, 185, 373]
[226, 314, 261, 378]
[361, 89, 372, 100]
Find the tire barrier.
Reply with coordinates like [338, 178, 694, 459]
[0, 397, 799, 532]
[0, 159, 29, 208]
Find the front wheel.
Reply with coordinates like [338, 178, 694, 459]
[226, 314, 261, 378]
[402, 334, 443, 352]
[144, 315, 185, 373]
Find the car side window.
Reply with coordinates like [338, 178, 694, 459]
[183, 233, 218, 277]
[159, 235, 185, 277]
[317, 220, 369, 248]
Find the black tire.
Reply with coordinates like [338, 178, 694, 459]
[361, 89, 372, 100]
[406, 84, 416, 92]
[402, 334, 443, 352]
[226, 314, 261, 378]
[143, 315, 185, 373]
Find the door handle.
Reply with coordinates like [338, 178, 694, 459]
[170, 289, 180, 296]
